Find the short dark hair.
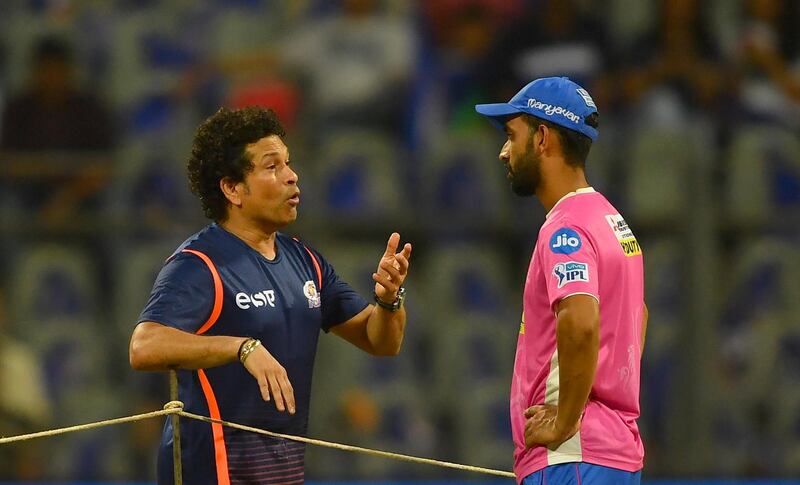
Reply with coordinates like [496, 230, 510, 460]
[524, 113, 598, 168]
[187, 106, 286, 221]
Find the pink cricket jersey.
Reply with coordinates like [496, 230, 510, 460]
[510, 187, 645, 483]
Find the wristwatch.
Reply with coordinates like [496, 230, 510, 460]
[374, 286, 406, 312]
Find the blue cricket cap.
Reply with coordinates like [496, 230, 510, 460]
[475, 77, 598, 141]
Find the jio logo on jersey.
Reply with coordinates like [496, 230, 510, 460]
[553, 262, 589, 288]
[549, 228, 582, 254]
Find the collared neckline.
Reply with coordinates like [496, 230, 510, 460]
[545, 187, 596, 219]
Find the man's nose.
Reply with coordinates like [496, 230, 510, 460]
[499, 140, 511, 161]
[286, 165, 298, 185]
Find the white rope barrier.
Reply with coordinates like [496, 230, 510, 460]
[0, 402, 183, 444]
[0, 399, 516, 479]
[177, 409, 515, 478]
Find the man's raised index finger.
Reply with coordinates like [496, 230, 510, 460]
[384, 232, 400, 256]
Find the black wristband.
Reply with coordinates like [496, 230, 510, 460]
[374, 286, 406, 312]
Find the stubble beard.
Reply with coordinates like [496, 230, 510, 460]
[510, 136, 541, 197]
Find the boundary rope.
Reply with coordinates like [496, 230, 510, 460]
[0, 402, 183, 444]
[0, 400, 515, 479]
[177, 410, 515, 478]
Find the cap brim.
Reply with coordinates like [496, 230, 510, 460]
[474, 103, 522, 130]
[475, 102, 521, 117]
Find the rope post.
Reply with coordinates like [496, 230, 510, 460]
[169, 370, 183, 485]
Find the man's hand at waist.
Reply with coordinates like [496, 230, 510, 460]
[523, 403, 582, 451]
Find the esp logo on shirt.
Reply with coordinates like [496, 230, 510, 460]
[236, 290, 276, 309]
[549, 228, 582, 254]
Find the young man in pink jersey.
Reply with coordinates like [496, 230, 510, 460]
[475, 77, 648, 484]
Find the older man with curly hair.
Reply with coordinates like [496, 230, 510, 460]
[129, 106, 412, 485]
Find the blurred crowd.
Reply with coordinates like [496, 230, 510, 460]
[0, 0, 799, 481]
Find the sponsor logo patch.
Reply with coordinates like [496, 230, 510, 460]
[550, 227, 582, 254]
[605, 214, 642, 257]
[527, 98, 581, 123]
[553, 261, 589, 288]
[236, 290, 276, 309]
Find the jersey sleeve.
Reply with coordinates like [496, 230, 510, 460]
[306, 247, 369, 332]
[538, 221, 600, 311]
[137, 252, 215, 333]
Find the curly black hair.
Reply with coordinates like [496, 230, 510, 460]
[187, 106, 286, 221]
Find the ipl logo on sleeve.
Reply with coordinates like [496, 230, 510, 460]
[553, 262, 589, 288]
[549, 228, 582, 254]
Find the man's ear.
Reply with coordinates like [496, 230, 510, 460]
[538, 124, 557, 155]
[220, 177, 243, 207]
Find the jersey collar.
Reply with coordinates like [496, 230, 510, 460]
[545, 186, 596, 219]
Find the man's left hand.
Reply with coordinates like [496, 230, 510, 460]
[373, 232, 412, 303]
[523, 404, 581, 451]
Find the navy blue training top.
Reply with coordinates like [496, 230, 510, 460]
[138, 223, 369, 485]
